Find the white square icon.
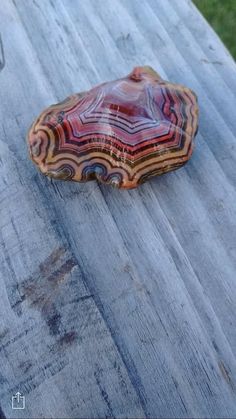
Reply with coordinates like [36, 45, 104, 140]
[12, 392, 25, 410]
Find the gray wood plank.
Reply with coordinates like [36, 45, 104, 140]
[0, 0, 236, 418]
[0, 129, 144, 419]
[0, 3, 145, 418]
[115, 0, 236, 334]
[118, 0, 236, 337]
[172, 0, 236, 94]
[149, 0, 236, 133]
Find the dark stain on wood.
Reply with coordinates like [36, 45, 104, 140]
[18, 360, 33, 374]
[58, 331, 78, 346]
[19, 247, 77, 308]
[47, 258, 77, 283]
[38, 247, 66, 277]
[48, 331, 79, 355]
[16, 248, 79, 337]
[218, 361, 235, 391]
[46, 310, 62, 336]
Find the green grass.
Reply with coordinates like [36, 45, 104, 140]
[193, 0, 236, 59]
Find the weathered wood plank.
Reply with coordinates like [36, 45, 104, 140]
[0, 133, 144, 419]
[0, 0, 236, 418]
[0, 4, 146, 418]
[173, 0, 236, 94]
[115, 0, 236, 337]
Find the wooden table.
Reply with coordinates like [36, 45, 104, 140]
[0, 1, 236, 417]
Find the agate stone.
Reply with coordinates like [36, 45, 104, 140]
[28, 66, 198, 189]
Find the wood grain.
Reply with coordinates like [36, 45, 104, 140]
[0, 0, 236, 417]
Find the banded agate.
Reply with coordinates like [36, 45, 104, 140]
[28, 66, 198, 189]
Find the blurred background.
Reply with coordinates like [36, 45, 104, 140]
[193, 0, 236, 59]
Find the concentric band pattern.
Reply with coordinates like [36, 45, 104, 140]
[28, 66, 198, 189]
